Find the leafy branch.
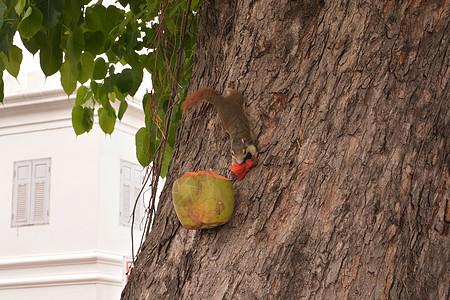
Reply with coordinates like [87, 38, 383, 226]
[1, 0, 202, 258]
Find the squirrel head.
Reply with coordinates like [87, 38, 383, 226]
[231, 137, 253, 164]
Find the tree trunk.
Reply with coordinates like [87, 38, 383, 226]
[122, 1, 449, 299]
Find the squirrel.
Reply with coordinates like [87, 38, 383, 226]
[182, 87, 258, 166]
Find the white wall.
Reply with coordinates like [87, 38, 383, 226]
[1, 127, 99, 255]
[0, 87, 146, 299]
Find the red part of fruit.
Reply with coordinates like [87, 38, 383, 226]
[229, 163, 247, 180]
[229, 158, 258, 180]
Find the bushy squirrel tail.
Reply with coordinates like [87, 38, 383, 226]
[181, 87, 219, 114]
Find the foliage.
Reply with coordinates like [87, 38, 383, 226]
[0, 0, 201, 177]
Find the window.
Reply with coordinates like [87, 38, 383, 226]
[120, 160, 145, 230]
[11, 158, 51, 227]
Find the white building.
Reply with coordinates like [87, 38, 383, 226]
[0, 72, 147, 299]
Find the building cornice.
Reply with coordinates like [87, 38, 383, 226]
[0, 89, 72, 114]
[0, 251, 127, 289]
[0, 251, 123, 270]
[0, 273, 123, 289]
[0, 88, 144, 136]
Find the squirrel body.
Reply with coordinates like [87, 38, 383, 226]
[182, 88, 258, 165]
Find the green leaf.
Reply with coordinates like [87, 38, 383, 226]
[0, 72, 4, 104]
[168, 109, 181, 146]
[85, 5, 105, 32]
[135, 127, 155, 167]
[64, 0, 83, 27]
[66, 27, 84, 66]
[116, 69, 132, 94]
[71, 105, 84, 135]
[0, 45, 23, 78]
[95, 84, 108, 103]
[15, 0, 26, 15]
[111, 43, 126, 58]
[75, 86, 87, 105]
[60, 60, 76, 95]
[142, 93, 152, 127]
[90, 80, 99, 97]
[77, 51, 94, 84]
[108, 91, 116, 102]
[102, 96, 116, 116]
[100, 37, 113, 54]
[0, 20, 16, 55]
[72, 105, 94, 135]
[191, 0, 202, 9]
[117, 0, 129, 7]
[82, 107, 94, 133]
[118, 100, 128, 120]
[39, 25, 62, 76]
[104, 74, 118, 92]
[92, 57, 107, 80]
[124, 52, 140, 68]
[17, 8, 43, 39]
[145, 1, 159, 18]
[85, 90, 94, 101]
[113, 86, 125, 101]
[35, 0, 64, 29]
[123, 27, 138, 53]
[84, 31, 104, 55]
[0, 2, 5, 28]
[104, 5, 122, 35]
[129, 67, 143, 96]
[21, 31, 45, 55]
[75, 85, 92, 105]
[98, 107, 116, 134]
[160, 143, 173, 178]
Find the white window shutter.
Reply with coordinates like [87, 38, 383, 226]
[12, 158, 51, 227]
[16, 184, 29, 222]
[12, 161, 32, 226]
[132, 168, 144, 230]
[31, 160, 50, 224]
[120, 160, 145, 230]
[120, 163, 132, 226]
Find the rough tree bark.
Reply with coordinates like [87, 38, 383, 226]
[122, 1, 449, 299]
